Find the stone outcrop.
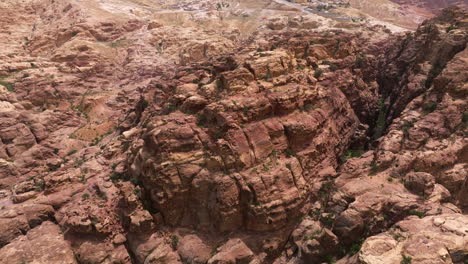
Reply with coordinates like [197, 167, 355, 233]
[0, 0, 466, 263]
[0, 221, 77, 264]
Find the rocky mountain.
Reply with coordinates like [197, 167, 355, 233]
[389, 0, 467, 11]
[0, 0, 466, 264]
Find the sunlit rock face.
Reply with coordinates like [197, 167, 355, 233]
[0, 0, 466, 263]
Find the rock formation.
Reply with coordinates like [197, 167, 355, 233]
[0, 0, 466, 263]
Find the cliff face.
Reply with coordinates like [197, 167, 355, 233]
[0, 0, 466, 263]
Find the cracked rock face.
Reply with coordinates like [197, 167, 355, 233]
[0, 0, 467, 263]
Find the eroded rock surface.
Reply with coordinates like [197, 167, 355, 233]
[0, 0, 466, 263]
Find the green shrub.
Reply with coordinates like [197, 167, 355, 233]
[401, 121, 414, 139]
[409, 210, 425, 218]
[425, 62, 444, 89]
[461, 112, 468, 127]
[348, 241, 362, 256]
[67, 149, 77, 156]
[80, 174, 87, 183]
[370, 160, 379, 175]
[82, 193, 90, 200]
[215, 79, 222, 89]
[110, 172, 125, 182]
[314, 68, 323, 79]
[341, 150, 364, 163]
[285, 148, 296, 158]
[170, 235, 179, 249]
[422, 101, 437, 114]
[196, 114, 207, 127]
[0, 80, 14, 92]
[97, 192, 108, 201]
[401, 255, 412, 264]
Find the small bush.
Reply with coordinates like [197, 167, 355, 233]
[422, 101, 437, 114]
[372, 99, 387, 140]
[370, 160, 379, 175]
[348, 241, 362, 256]
[401, 255, 412, 264]
[341, 150, 364, 163]
[82, 193, 90, 200]
[446, 24, 456, 33]
[321, 213, 335, 228]
[462, 112, 468, 124]
[304, 103, 318, 111]
[34, 181, 45, 191]
[0, 80, 14, 92]
[401, 121, 414, 139]
[425, 62, 444, 89]
[140, 99, 149, 110]
[285, 148, 296, 158]
[48, 163, 62, 171]
[215, 79, 222, 89]
[170, 235, 179, 249]
[409, 210, 425, 218]
[110, 172, 125, 182]
[130, 177, 141, 186]
[314, 68, 323, 79]
[97, 192, 108, 201]
[67, 149, 77, 156]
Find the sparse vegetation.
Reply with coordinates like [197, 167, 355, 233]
[446, 24, 456, 33]
[321, 213, 335, 228]
[215, 79, 222, 90]
[370, 160, 379, 175]
[80, 174, 87, 183]
[110, 172, 125, 182]
[314, 68, 323, 79]
[341, 150, 364, 163]
[34, 181, 45, 192]
[401, 120, 414, 139]
[48, 162, 62, 171]
[425, 62, 445, 89]
[264, 69, 272, 81]
[348, 241, 362, 256]
[373, 99, 387, 140]
[285, 148, 296, 158]
[304, 103, 318, 111]
[67, 149, 77, 156]
[401, 255, 412, 264]
[97, 191, 108, 201]
[197, 114, 207, 127]
[409, 210, 425, 218]
[422, 101, 437, 114]
[170, 235, 179, 249]
[109, 39, 126, 48]
[0, 80, 14, 92]
[462, 112, 468, 124]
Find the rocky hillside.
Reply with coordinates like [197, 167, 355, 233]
[389, 0, 467, 11]
[0, 0, 466, 263]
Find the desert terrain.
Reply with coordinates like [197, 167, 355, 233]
[0, 0, 466, 263]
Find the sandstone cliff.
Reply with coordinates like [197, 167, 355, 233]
[0, 0, 466, 263]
